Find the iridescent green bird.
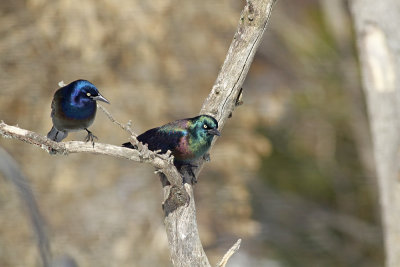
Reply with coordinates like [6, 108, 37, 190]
[122, 115, 220, 180]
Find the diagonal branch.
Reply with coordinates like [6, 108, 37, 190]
[165, 0, 277, 266]
[195, 0, 277, 176]
[217, 239, 242, 267]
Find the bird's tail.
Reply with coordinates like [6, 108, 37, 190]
[47, 126, 68, 142]
[122, 142, 138, 149]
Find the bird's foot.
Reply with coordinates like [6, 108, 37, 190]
[84, 128, 98, 148]
[186, 163, 198, 168]
[180, 164, 198, 185]
[189, 170, 197, 184]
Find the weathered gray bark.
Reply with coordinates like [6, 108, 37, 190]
[0, 0, 277, 266]
[350, 1, 400, 266]
[164, 0, 277, 266]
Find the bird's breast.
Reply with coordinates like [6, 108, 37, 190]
[173, 136, 195, 160]
[62, 100, 96, 119]
[52, 100, 96, 131]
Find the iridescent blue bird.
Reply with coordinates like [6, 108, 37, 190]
[47, 80, 109, 145]
[122, 115, 220, 180]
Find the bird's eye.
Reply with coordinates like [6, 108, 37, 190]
[203, 124, 208, 129]
[86, 92, 91, 97]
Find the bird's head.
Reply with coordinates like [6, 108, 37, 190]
[71, 80, 110, 104]
[189, 115, 220, 141]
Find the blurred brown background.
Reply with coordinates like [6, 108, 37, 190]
[0, 0, 383, 266]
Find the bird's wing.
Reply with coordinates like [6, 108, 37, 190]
[50, 98, 56, 118]
[137, 126, 185, 154]
[50, 89, 64, 118]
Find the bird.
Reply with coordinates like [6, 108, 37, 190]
[47, 79, 109, 146]
[122, 115, 220, 182]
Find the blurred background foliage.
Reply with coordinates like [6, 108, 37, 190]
[0, 0, 383, 266]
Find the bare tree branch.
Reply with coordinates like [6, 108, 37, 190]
[0, 122, 181, 181]
[97, 104, 136, 136]
[195, 0, 276, 176]
[0, 0, 277, 266]
[165, 0, 277, 265]
[217, 239, 242, 267]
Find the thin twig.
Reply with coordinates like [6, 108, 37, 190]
[217, 239, 242, 267]
[97, 103, 136, 137]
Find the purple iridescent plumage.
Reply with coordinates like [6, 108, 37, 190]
[122, 115, 220, 168]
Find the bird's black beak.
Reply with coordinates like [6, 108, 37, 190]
[207, 128, 221, 136]
[92, 93, 110, 104]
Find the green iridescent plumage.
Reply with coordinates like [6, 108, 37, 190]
[122, 115, 220, 178]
